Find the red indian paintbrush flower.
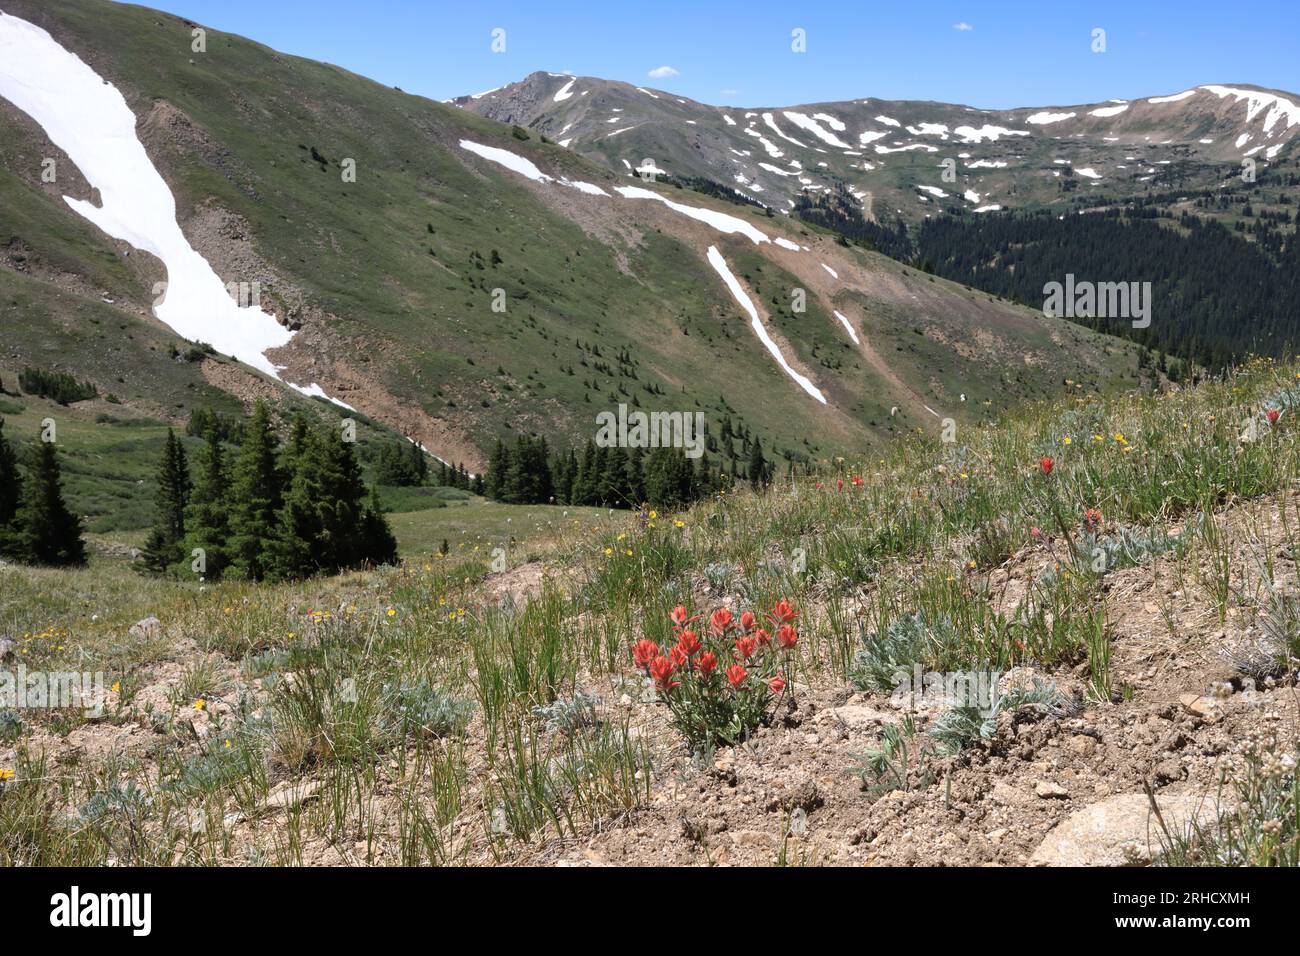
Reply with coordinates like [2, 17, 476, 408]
[726, 663, 747, 689]
[767, 599, 799, 625]
[1267, 408, 1281, 425]
[1083, 507, 1103, 532]
[669, 645, 688, 668]
[776, 624, 798, 649]
[650, 655, 679, 690]
[769, 675, 786, 694]
[669, 605, 698, 630]
[740, 610, 756, 632]
[676, 629, 702, 657]
[1039, 456, 1054, 475]
[697, 651, 718, 676]
[852, 475, 864, 486]
[753, 627, 771, 646]
[632, 639, 659, 669]
[710, 608, 734, 635]
[734, 634, 758, 660]
[836, 478, 844, 491]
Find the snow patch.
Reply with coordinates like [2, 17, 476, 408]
[553, 78, 576, 102]
[1088, 104, 1129, 118]
[616, 186, 769, 245]
[1201, 85, 1300, 133]
[706, 246, 826, 405]
[1026, 111, 1076, 125]
[781, 110, 852, 148]
[832, 310, 860, 345]
[0, 13, 298, 380]
[954, 125, 1029, 143]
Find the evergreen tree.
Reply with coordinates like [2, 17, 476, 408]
[273, 423, 397, 578]
[0, 418, 22, 557]
[181, 425, 230, 579]
[359, 487, 399, 567]
[227, 401, 283, 581]
[747, 438, 770, 487]
[141, 429, 190, 573]
[16, 438, 86, 566]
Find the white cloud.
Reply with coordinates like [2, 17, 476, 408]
[721, 88, 740, 96]
[647, 65, 679, 78]
[953, 22, 974, 31]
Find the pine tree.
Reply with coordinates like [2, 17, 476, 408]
[359, 487, 399, 567]
[272, 423, 397, 578]
[16, 438, 86, 566]
[227, 401, 282, 581]
[181, 425, 229, 580]
[141, 429, 191, 574]
[747, 438, 770, 487]
[0, 418, 22, 558]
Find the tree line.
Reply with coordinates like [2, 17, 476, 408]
[141, 401, 397, 581]
[483, 434, 773, 509]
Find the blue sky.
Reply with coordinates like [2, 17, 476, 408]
[117, 0, 1299, 109]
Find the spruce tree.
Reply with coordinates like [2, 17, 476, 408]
[228, 401, 282, 581]
[181, 425, 229, 580]
[141, 429, 190, 573]
[359, 487, 399, 567]
[16, 438, 86, 566]
[0, 418, 22, 557]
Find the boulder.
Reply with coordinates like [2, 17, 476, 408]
[1030, 793, 1225, 866]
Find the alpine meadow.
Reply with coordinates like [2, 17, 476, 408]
[0, 0, 1298, 914]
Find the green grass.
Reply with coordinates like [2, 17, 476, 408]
[2, 356, 1298, 865]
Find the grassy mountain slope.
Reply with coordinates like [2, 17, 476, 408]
[1, 0, 1142, 478]
[3, 353, 1297, 866]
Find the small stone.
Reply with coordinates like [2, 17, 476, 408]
[1069, 735, 1098, 757]
[1178, 693, 1221, 722]
[1035, 781, 1069, 799]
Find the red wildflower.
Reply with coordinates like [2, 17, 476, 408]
[769, 675, 786, 694]
[676, 629, 702, 657]
[776, 624, 798, 650]
[740, 611, 756, 633]
[1267, 408, 1281, 425]
[710, 608, 734, 635]
[632, 640, 659, 669]
[1039, 456, 1054, 476]
[697, 651, 718, 676]
[669, 605, 698, 629]
[734, 634, 758, 660]
[1030, 526, 1043, 539]
[670, 645, 688, 668]
[649, 655, 679, 690]
[766, 599, 799, 626]
[1083, 507, 1103, 532]
[852, 475, 864, 486]
[836, 478, 844, 491]
[752, 627, 771, 645]
[726, 663, 747, 689]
